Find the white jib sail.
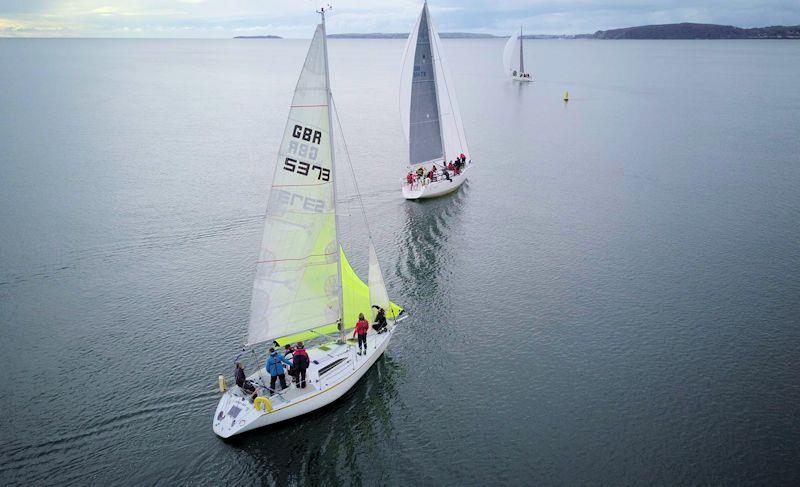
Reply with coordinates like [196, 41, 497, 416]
[368, 241, 391, 321]
[503, 30, 521, 76]
[247, 24, 340, 345]
[427, 7, 469, 163]
[400, 2, 469, 167]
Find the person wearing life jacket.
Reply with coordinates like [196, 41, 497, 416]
[448, 161, 455, 172]
[459, 153, 466, 163]
[406, 172, 414, 185]
[371, 306, 388, 334]
[292, 342, 310, 388]
[265, 348, 292, 396]
[234, 361, 258, 401]
[353, 313, 370, 355]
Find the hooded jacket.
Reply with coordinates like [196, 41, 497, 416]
[265, 352, 292, 377]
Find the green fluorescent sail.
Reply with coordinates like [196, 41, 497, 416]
[275, 248, 403, 346]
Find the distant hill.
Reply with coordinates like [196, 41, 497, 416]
[234, 35, 282, 39]
[327, 33, 407, 39]
[326, 32, 501, 39]
[594, 23, 800, 39]
[233, 24, 800, 41]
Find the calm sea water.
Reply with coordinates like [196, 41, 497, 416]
[1, 38, 799, 485]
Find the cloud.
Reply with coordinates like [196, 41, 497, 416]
[0, 0, 798, 37]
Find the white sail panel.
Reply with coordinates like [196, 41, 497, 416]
[503, 30, 521, 76]
[399, 4, 444, 165]
[399, 9, 422, 144]
[428, 10, 470, 162]
[248, 24, 340, 345]
[367, 242, 391, 321]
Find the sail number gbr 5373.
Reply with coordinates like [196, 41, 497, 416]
[283, 124, 330, 182]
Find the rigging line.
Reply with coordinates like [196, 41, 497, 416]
[330, 96, 375, 244]
[429, 24, 468, 155]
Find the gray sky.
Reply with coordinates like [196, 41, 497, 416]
[1, 0, 798, 38]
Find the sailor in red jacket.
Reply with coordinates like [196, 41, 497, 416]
[292, 342, 310, 388]
[353, 313, 370, 355]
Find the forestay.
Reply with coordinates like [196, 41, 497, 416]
[400, 1, 469, 168]
[248, 25, 339, 345]
[368, 242, 392, 321]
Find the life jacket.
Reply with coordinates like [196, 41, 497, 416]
[293, 347, 310, 370]
[355, 319, 369, 335]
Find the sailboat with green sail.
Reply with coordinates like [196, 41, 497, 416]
[212, 8, 405, 439]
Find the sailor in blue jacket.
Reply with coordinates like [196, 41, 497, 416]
[265, 348, 292, 395]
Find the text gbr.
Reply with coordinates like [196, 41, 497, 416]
[283, 124, 330, 182]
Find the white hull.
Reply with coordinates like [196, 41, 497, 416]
[213, 324, 399, 438]
[403, 164, 470, 200]
[512, 74, 533, 82]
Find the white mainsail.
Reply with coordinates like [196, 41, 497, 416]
[399, 1, 469, 167]
[247, 24, 340, 345]
[503, 29, 523, 76]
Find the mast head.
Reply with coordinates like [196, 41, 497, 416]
[317, 4, 333, 19]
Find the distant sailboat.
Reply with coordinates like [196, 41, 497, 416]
[399, 1, 472, 200]
[503, 28, 533, 82]
[212, 8, 406, 439]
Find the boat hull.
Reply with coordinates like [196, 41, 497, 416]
[512, 75, 533, 82]
[402, 164, 470, 200]
[213, 325, 397, 438]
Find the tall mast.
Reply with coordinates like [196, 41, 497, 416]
[425, 0, 447, 162]
[519, 27, 525, 73]
[318, 6, 346, 344]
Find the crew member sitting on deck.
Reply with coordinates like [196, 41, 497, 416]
[354, 313, 370, 355]
[265, 348, 292, 396]
[372, 306, 388, 333]
[234, 362, 258, 401]
[406, 172, 414, 185]
[416, 167, 425, 179]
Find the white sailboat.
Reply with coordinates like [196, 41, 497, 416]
[213, 9, 406, 439]
[503, 28, 533, 82]
[399, 1, 472, 200]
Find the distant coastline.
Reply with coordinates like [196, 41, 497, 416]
[233, 35, 282, 39]
[234, 23, 800, 40]
[327, 32, 500, 39]
[593, 23, 800, 39]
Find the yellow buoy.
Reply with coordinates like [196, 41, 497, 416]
[218, 375, 227, 393]
[563, 90, 569, 102]
[253, 396, 273, 413]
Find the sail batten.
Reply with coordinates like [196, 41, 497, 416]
[247, 24, 340, 346]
